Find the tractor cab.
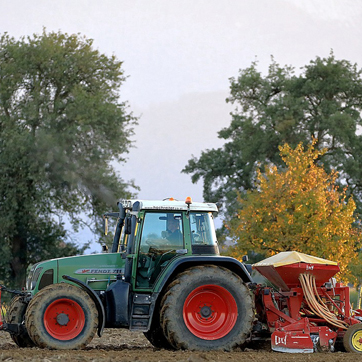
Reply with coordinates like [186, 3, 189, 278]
[104, 197, 220, 289]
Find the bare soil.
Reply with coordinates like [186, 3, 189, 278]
[0, 328, 358, 361]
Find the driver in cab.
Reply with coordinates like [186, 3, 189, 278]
[165, 216, 183, 245]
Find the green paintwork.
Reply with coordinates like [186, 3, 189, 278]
[28, 253, 125, 294]
[58, 253, 125, 290]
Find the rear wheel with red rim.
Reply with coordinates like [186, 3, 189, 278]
[160, 265, 254, 351]
[25, 283, 98, 349]
[183, 284, 238, 340]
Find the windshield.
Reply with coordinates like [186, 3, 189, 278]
[140, 212, 184, 251]
[189, 212, 217, 246]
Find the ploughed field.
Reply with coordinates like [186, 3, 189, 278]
[0, 329, 359, 362]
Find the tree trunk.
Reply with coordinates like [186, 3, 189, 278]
[10, 234, 28, 289]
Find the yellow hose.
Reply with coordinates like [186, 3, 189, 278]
[299, 273, 348, 330]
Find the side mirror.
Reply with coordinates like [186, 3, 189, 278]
[242, 255, 249, 263]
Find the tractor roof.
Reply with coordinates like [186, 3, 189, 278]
[119, 198, 218, 213]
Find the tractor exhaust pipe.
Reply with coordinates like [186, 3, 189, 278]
[111, 202, 126, 253]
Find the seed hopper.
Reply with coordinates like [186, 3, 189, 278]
[252, 251, 362, 353]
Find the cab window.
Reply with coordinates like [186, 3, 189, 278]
[140, 212, 184, 251]
[189, 212, 217, 246]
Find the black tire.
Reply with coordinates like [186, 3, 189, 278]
[144, 319, 173, 349]
[144, 290, 174, 349]
[160, 265, 254, 351]
[343, 324, 362, 353]
[6, 295, 35, 347]
[25, 283, 98, 349]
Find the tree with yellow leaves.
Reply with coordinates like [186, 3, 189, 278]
[228, 140, 360, 279]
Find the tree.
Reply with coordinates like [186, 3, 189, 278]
[227, 141, 360, 280]
[0, 30, 137, 287]
[183, 54, 362, 224]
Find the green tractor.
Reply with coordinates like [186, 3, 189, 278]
[1, 198, 254, 350]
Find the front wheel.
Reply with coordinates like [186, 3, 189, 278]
[343, 324, 362, 353]
[160, 265, 254, 350]
[25, 283, 98, 349]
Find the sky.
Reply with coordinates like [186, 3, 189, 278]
[1, 0, 362, 251]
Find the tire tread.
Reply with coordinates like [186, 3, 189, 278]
[25, 283, 98, 349]
[160, 265, 254, 351]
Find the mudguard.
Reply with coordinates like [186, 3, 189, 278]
[155, 255, 253, 293]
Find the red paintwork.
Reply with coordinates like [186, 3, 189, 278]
[183, 284, 237, 340]
[255, 281, 361, 352]
[44, 298, 85, 340]
[271, 319, 337, 352]
[252, 261, 361, 351]
[254, 262, 340, 291]
[272, 326, 314, 352]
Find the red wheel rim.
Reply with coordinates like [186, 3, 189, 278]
[183, 284, 238, 340]
[44, 298, 85, 340]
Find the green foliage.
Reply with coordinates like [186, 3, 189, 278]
[183, 53, 362, 225]
[0, 30, 137, 287]
[349, 288, 359, 309]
